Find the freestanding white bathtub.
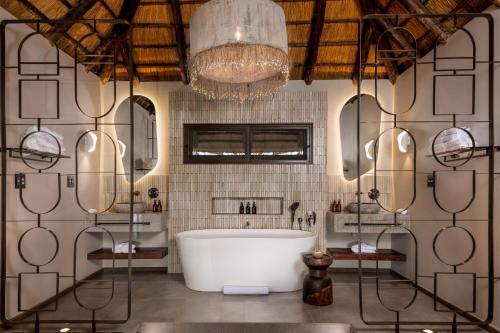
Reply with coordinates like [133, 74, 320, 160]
[176, 229, 316, 292]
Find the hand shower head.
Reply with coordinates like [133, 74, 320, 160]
[289, 202, 300, 228]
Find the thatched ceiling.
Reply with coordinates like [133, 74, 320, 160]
[0, 0, 494, 84]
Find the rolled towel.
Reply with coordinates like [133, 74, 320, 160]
[351, 242, 376, 254]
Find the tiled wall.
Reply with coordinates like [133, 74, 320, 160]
[103, 175, 169, 212]
[168, 91, 327, 273]
[326, 174, 393, 211]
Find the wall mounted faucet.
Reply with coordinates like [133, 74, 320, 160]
[306, 211, 316, 227]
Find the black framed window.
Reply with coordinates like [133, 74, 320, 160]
[184, 123, 313, 164]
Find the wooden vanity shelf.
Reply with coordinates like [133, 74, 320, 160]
[87, 247, 168, 260]
[327, 248, 406, 262]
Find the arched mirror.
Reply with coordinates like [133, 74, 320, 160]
[115, 96, 157, 182]
[340, 94, 381, 181]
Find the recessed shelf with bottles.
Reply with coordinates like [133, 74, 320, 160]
[211, 197, 284, 215]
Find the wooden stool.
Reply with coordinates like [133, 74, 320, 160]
[302, 253, 333, 306]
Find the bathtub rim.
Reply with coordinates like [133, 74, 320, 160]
[175, 228, 316, 240]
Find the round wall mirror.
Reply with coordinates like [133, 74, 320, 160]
[115, 95, 157, 182]
[340, 94, 381, 181]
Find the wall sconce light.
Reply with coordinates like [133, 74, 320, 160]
[365, 139, 374, 160]
[82, 131, 97, 153]
[397, 130, 411, 153]
[117, 139, 127, 158]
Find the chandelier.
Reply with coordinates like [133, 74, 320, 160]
[189, 0, 290, 101]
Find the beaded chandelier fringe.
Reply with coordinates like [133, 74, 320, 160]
[190, 44, 290, 101]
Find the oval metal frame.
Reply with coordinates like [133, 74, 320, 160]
[17, 31, 60, 76]
[19, 130, 62, 171]
[19, 173, 61, 215]
[74, 32, 117, 119]
[433, 170, 476, 214]
[376, 225, 418, 313]
[18, 226, 59, 267]
[374, 127, 417, 213]
[433, 26, 476, 72]
[431, 127, 476, 168]
[375, 26, 417, 116]
[73, 226, 115, 311]
[75, 129, 117, 213]
[433, 225, 476, 267]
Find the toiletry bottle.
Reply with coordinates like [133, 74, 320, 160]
[152, 200, 158, 213]
[239, 202, 245, 214]
[334, 200, 339, 213]
[252, 202, 257, 214]
[337, 200, 342, 213]
[330, 201, 336, 212]
[246, 202, 251, 214]
[158, 200, 163, 212]
[332, 200, 337, 212]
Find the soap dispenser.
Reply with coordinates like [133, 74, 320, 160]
[245, 202, 251, 214]
[252, 202, 257, 214]
[239, 202, 245, 214]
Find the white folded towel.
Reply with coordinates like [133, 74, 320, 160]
[351, 242, 376, 254]
[428, 126, 477, 156]
[113, 241, 138, 254]
[22, 126, 66, 155]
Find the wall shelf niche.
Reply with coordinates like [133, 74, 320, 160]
[212, 197, 284, 215]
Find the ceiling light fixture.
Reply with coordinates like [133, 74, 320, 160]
[60, 328, 70, 333]
[422, 329, 434, 333]
[189, 0, 289, 101]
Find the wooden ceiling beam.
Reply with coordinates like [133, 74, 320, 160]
[302, 0, 327, 85]
[170, 0, 190, 84]
[46, 0, 99, 43]
[16, 0, 93, 54]
[97, 0, 141, 83]
[358, 0, 398, 84]
[352, 0, 371, 83]
[97, 0, 118, 18]
[398, 0, 450, 44]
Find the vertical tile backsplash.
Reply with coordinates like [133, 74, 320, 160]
[168, 92, 328, 273]
[104, 175, 169, 211]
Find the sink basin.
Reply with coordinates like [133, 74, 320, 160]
[346, 202, 380, 214]
[114, 202, 146, 213]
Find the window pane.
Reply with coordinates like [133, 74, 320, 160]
[251, 130, 306, 157]
[192, 130, 246, 156]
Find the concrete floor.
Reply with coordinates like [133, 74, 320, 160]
[4, 271, 486, 333]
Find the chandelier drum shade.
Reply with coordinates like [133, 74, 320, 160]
[189, 0, 290, 101]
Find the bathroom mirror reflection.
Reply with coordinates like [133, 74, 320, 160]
[340, 94, 381, 181]
[115, 95, 157, 182]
